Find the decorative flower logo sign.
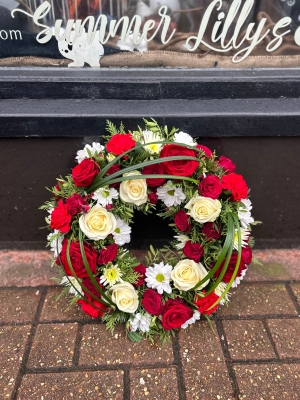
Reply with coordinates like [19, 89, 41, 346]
[42, 120, 257, 343]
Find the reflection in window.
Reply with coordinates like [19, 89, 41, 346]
[0, 0, 300, 67]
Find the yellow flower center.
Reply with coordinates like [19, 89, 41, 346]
[168, 190, 175, 196]
[156, 273, 165, 283]
[115, 228, 121, 234]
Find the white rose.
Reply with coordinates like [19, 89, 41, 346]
[185, 196, 221, 224]
[111, 282, 139, 314]
[120, 171, 148, 206]
[79, 204, 117, 240]
[171, 259, 210, 291]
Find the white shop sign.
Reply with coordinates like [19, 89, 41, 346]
[9, 0, 300, 67]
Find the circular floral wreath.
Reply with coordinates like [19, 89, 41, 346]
[42, 119, 256, 343]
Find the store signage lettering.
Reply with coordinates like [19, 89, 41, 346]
[10, 0, 300, 65]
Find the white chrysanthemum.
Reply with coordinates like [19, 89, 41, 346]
[92, 187, 119, 207]
[238, 199, 254, 229]
[141, 130, 163, 155]
[112, 218, 131, 246]
[145, 262, 173, 294]
[76, 142, 104, 163]
[46, 207, 54, 224]
[47, 230, 64, 257]
[157, 181, 186, 207]
[232, 267, 248, 288]
[174, 234, 190, 250]
[100, 265, 123, 287]
[61, 276, 83, 296]
[174, 131, 196, 147]
[130, 313, 151, 333]
[233, 228, 250, 250]
[214, 282, 229, 305]
[181, 310, 201, 329]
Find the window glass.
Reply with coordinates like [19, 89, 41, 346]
[1, 0, 300, 68]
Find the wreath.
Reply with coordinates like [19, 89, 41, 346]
[41, 119, 256, 343]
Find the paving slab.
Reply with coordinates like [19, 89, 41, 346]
[130, 368, 179, 400]
[17, 370, 124, 399]
[223, 320, 276, 360]
[79, 324, 174, 367]
[234, 363, 300, 400]
[267, 319, 300, 359]
[0, 288, 41, 323]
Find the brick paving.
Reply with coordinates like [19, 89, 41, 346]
[0, 250, 300, 399]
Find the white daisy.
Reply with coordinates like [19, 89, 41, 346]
[145, 262, 173, 294]
[61, 276, 83, 296]
[47, 230, 64, 257]
[214, 282, 229, 305]
[233, 228, 250, 250]
[92, 187, 119, 207]
[232, 267, 248, 288]
[100, 265, 123, 287]
[181, 310, 201, 329]
[130, 313, 151, 333]
[238, 199, 254, 229]
[174, 131, 196, 147]
[46, 207, 54, 224]
[141, 130, 163, 155]
[157, 181, 186, 207]
[112, 218, 131, 246]
[76, 142, 104, 163]
[174, 234, 190, 250]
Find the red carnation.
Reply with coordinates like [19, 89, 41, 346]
[219, 156, 236, 174]
[199, 175, 222, 200]
[174, 210, 191, 233]
[106, 133, 135, 155]
[195, 292, 219, 315]
[57, 240, 97, 279]
[242, 246, 253, 265]
[214, 252, 247, 283]
[72, 159, 99, 187]
[142, 289, 163, 315]
[161, 298, 193, 330]
[196, 144, 213, 158]
[98, 244, 118, 265]
[221, 173, 249, 202]
[148, 192, 158, 205]
[183, 241, 204, 263]
[160, 144, 199, 177]
[142, 164, 166, 187]
[202, 223, 222, 241]
[77, 298, 107, 318]
[66, 194, 90, 216]
[134, 264, 147, 287]
[50, 201, 72, 234]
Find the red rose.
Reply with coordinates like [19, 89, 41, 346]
[148, 192, 158, 205]
[161, 299, 193, 330]
[106, 164, 120, 176]
[196, 144, 213, 158]
[142, 289, 163, 315]
[134, 264, 147, 287]
[242, 246, 253, 265]
[72, 159, 100, 187]
[66, 194, 90, 216]
[199, 175, 222, 200]
[214, 252, 247, 283]
[202, 223, 222, 241]
[221, 173, 249, 202]
[77, 298, 107, 318]
[106, 133, 135, 155]
[98, 244, 118, 265]
[195, 292, 219, 314]
[142, 164, 166, 187]
[160, 144, 199, 177]
[174, 210, 191, 233]
[82, 277, 102, 299]
[50, 201, 72, 234]
[57, 240, 97, 278]
[183, 241, 204, 262]
[219, 156, 236, 174]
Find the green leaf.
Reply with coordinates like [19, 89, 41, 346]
[127, 331, 143, 342]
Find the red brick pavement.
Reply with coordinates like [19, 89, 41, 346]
[0, 249, 300, 399]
